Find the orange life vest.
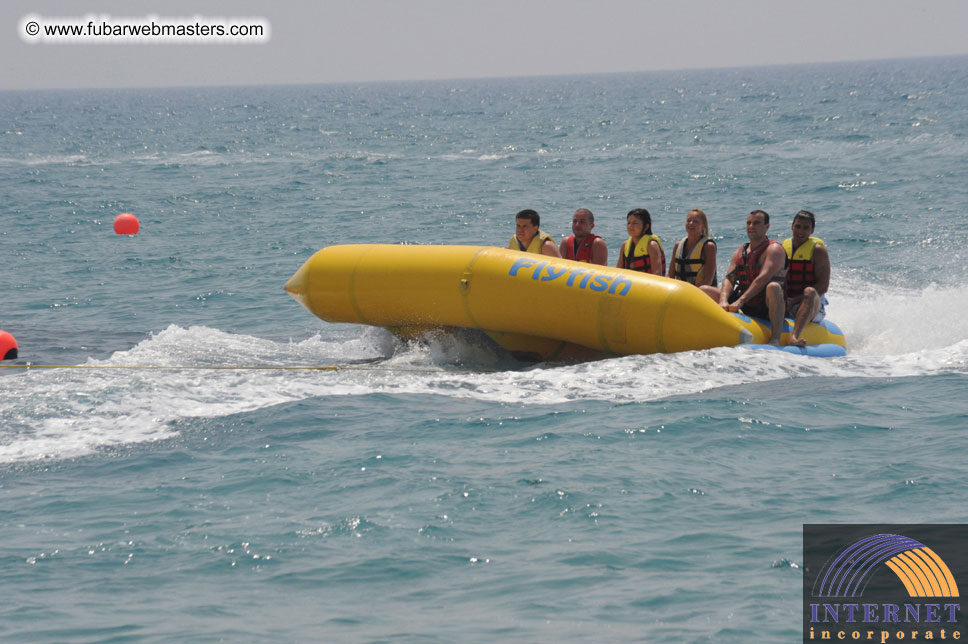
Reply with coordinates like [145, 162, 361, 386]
[732, 239, 783, 308]
[563, 233, 602, 262]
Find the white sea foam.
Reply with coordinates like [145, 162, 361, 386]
[439, 151, 509, 162]
[0, 153, 92, 166]
[2, 274, 967, 465]
[828, 276, 968, 355]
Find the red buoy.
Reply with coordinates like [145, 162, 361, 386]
[0, 330, 17, 361]
[114, 212, 140, 235]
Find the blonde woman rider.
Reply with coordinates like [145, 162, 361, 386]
[668, 208, 718, 294]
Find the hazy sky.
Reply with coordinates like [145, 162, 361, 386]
[4, 0, 968, 90]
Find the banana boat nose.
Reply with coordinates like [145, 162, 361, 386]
[284, 261, 310, 311]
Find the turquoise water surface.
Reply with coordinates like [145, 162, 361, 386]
[2, 57, 967, 642]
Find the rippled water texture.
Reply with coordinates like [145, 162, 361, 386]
[2, 57, 967, 642]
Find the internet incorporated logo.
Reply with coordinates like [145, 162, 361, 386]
[803, 525, 966, 643]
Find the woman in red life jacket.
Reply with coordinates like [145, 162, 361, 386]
[616, 208, 665, 275]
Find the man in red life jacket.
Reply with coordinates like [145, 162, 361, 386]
[559, 208, 608, 265]
[783, 210, 830, 347]
[715, 210, 787, 345]
[508, 209, 561, 257]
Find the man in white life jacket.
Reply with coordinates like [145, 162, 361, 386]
[508, 209, 561, 257]
[783, 210, 830, 348]
[559, 208, 608, 265]
[715, 210, 787, 345]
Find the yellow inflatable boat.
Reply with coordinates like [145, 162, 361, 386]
[285, 245, 847, 360]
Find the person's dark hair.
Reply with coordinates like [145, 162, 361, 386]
[515, 209, 540, 227]
[793, 209, 816, 231]
[749, 209, 769, 225]
[574, 208, 594, 224]
[627, 208, 653, 234]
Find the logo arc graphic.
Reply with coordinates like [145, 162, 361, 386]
[814, 533, 960, 598]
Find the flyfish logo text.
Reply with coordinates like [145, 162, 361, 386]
[804, 526, 966, 644]
[508, 258, 633, 296]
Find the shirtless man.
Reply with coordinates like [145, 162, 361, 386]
[714, 210, 787, 345]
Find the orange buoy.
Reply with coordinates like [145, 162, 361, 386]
[114, 212, 140, 235]
[0, 330, 17, 360]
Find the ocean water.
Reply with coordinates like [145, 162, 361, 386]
[2, 57, 968, 642]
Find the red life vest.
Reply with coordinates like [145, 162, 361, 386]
[783, 237, 824, 298]
[563, 233, 602, 262]
[733, 239, 783, 308]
